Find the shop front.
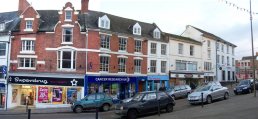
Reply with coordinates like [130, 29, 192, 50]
[0, 83, 5, 109]
[169, 71, 204, 89]
[85, 75, 147, 100]
[146, 75, 169, 91]
[8, 74, 84, 109]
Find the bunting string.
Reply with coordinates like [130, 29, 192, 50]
[218, 0, 258, 15]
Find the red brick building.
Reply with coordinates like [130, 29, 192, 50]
[2, 0, 168, 108]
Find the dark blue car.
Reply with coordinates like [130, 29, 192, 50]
[234, 79, 257, 95]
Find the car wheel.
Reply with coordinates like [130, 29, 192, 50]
[166, 104, 173, 113]
[101, 104, 110, 112]
[224, 92, 229, 100]
[127, 109, 137, 119]
[74, 106, 83, 113]
[206, 96, 212, 104]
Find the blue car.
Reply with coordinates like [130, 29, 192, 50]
[71, 93, 113, 113]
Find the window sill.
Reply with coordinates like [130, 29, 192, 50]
[57, 69, 76, 72]
[64, 19, 72, 22]
[20, 51, 35, 54]
[24, 29, 33, 32]
[134, 72, 141, 75]
[61, 42, 73, 45]
[17, 67, 36, 70]
[99, 71, 109, 74]
[118, 50, 128, 53]
[100, 48, 111, 52]
[134, 52, 143, 55]
[118, 72, 126, 74]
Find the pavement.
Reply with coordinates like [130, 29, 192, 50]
[0, 83, 237, 115]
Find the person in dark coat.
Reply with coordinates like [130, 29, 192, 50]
[159, 83, 166, 91]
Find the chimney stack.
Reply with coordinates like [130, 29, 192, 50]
[18, 0, 30, 14]
[81, 0, 89, 14]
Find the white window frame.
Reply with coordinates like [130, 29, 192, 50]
[98, 15, 110, 29]
[227, 56, 230, 66]
[100, 34, 110, 49]
[222, 56, 224, 64]
[62, 28, 73, 43]
[26, 20, 33, 29]
[161, 61, 167, 73]
[161, 44, 167, 55]
[135, 40, 142, 53]
[134, 59, 141, 73]
[232, 58, 235, 66]
[57, 50, 76, 70]
[100, 56, 110, 72]
[217, 55, 220, 64]
[133, 23, 141, 35]
[207, 40, 211, 48]
[190, 45, 194, 56]
[65, 10, 72, 21]
[150, 43, 157, 54]
[18, 57, 36, 70]
[21, 40, 35, 53]
[153, 28, 160, 39]
[227, 45, 229, 54]
[221, 44, 224, 52]
[119, 37, 127, 51]
[118, 58, 126, 73]
[0, 43, 6, 56]
[150, 60, 156, 73]
[0, 23, 5, 31]
[178, 43, 183, 54]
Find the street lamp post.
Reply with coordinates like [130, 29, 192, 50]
[249, 0, 256, 97]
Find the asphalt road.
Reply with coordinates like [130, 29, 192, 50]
[2, 91, 258, 119]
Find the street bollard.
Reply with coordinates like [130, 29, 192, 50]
[95, 106, 99, 119]
[201, 92, 203, 108]
[27, 109, 31, 119]
[26, 96, 29, 112]
[158, 99, 160, 116]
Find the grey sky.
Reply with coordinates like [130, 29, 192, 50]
[1, 0, 258, 59]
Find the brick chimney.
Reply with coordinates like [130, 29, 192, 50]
[18, 0, 30, 13]
[81, 0, 89, 13]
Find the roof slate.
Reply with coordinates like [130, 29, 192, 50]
[188, 25, 237, 47]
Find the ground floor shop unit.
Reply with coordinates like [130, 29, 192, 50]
[84, 75, 147, 100]
[0, 83, 5, 109]
[7, 73, 84, 109]
[169, 70, 204, 89]
[145, 75, 169, 91]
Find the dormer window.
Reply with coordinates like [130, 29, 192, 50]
[153, 28, 160, 39]
[24, 18, 34, 32]
[98, 15, 110, 29]
[0, 23, 5, 31]
[133, 23, 141, 35]
[65, 11, 72, 20]
[26, 20, 33, 29]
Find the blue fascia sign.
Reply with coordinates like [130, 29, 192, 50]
[147, 75, 169, 81]
[85, 75, 147, 83]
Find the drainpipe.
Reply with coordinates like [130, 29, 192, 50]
[5, 31, 11, 110]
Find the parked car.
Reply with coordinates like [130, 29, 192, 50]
[166, 84, 192, 99]
[115, 91, 175, 119]
[234, 79, 258, 95]
[71, 93, 113, 113]
[188, 82, 229, 105]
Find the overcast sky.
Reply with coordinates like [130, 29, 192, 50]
[1, 0, 258, 60]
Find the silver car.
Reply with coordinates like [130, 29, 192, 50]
[188, 82, 229, 104]
[167, 85, 192, 99]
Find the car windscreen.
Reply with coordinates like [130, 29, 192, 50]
[238, 80, 249, 86]
[131, 93, 145, 101]
[195, 85, 211, 92]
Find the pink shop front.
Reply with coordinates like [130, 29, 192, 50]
[7, 74, 84, 109]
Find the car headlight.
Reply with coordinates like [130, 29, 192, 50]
[243, 87, 248, 89]
[120, 106, 123, 110]
[234, 88, 236, 90]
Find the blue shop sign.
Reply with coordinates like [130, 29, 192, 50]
[85, 75, 147, 83]
[147, 75, 169, 81]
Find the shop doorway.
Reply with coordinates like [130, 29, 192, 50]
[119, 83, 129, 100]
[185, 78, 198, 89]
[20, 86, 35, 106]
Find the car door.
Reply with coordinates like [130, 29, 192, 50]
[140, 93, 158, 114]
[82, 94, 95, 109]
[173, 86, 182, 98]
[179, 85, 187, 97]
[157, 92, 169, 109]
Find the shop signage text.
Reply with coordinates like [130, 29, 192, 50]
[9, 76, 84, 86]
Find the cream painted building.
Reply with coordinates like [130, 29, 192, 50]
[167, 33, 203, 89]
[181, 25, 237, 83]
